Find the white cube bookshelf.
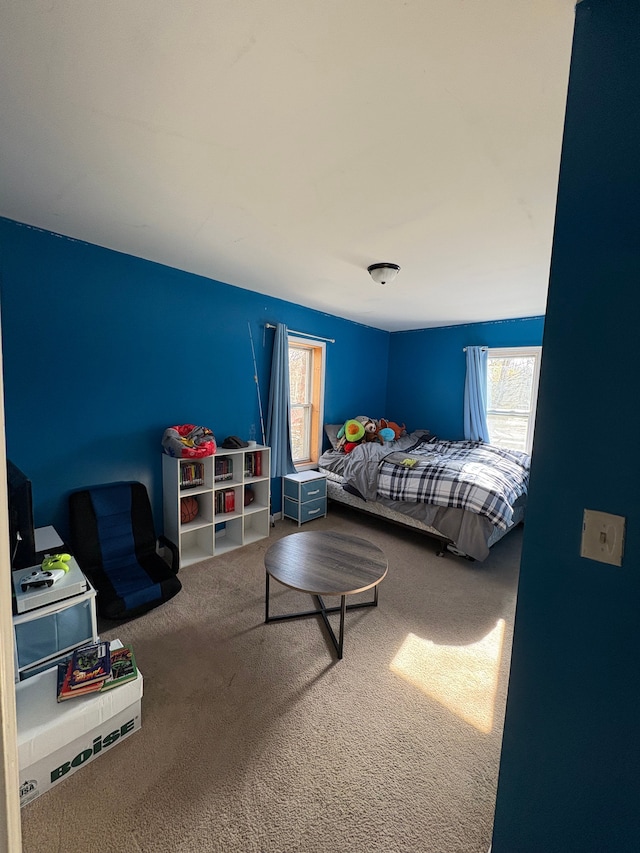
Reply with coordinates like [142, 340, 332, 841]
[162, 446, 271, 567]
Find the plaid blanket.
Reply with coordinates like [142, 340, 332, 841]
[377, 439, 530, 529]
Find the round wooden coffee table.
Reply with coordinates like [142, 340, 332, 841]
[264, 530, 388, 660]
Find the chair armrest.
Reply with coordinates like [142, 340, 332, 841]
[158, 535, 180, 573]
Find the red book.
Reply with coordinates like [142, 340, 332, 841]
[224, 489, 235, 513]
[254, 452, 261, 477]
[57, 661, 105, 701]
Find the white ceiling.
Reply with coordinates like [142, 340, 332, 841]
[0, 1, 576, 332]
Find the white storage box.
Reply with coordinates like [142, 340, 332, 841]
[16, 655, 143, 807]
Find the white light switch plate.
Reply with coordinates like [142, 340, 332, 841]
[581, 509, 625, 566]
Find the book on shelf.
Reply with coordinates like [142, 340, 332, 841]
[215, 457, 233, 482]
[215, 488, 236, 513]
[101, 644, 138, 691]
[244, 451, 262, 478]
[69, 641, 111, 689]
[180, 461, 204, 489]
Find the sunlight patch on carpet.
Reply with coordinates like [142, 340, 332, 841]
[390, 619, 505, 734]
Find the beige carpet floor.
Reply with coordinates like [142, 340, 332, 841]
[19, 507, 522, 853]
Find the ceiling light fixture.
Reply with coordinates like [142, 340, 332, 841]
[367, 262, 400, 285]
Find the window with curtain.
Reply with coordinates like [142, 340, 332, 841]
[288, 336, 326, 468]
[487, 346, 542, 454]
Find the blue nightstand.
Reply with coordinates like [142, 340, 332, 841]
[282, 471, 327, 526]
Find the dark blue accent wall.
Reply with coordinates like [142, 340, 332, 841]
[492, 2, 640, 850]
[387, 317, 544, 438]
[0, 217, 548, 542]
[0, 219, 389, 538]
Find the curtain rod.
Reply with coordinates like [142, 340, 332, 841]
[463, 346, 488, 351]
[265, 323, 335, 344]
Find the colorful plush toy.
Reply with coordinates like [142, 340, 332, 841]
[343, 441, 361, 454]
[379, 418, 406, 440]
[359, 417, 382, 442]
[337, 415, 398, 450]
[336, 419, 365, 451]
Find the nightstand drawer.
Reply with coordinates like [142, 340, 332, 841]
[283, 495, 327, 525]
[299, 478, 326, 502]
[283, 475, 325, 501]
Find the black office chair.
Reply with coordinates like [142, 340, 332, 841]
[68, 481, 181, 621]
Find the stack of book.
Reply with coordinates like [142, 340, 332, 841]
[215, 488, 235, 514]
[215, 457, 233, 482]
[179, 461, 204, 488]
[56, 641, 138, 702]
[244, 452, 262, 478]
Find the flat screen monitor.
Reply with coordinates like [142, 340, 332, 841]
[7, 459, 37, 570]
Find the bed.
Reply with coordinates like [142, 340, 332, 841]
[318, 429, 529, 561]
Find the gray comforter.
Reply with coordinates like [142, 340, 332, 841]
[344, 432, 430, 500]
[378, 439, 529, 529]
[318, 430, 527, 561]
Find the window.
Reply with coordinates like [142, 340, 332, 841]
[486, 346, 541, 454]
[288, 337, 326, 468]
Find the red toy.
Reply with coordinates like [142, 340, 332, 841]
[343, 441, 360, 454]
[162, 424, 217, 458]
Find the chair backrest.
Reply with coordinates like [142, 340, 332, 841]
[69, 480, 181, 620]
[69, 481, 157, 573]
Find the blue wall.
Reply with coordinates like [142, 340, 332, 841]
[0, 218, 546, 543]
[387, 317, 544, 438]
[492, 2, 640, 850]
[0, 219, 389, 538]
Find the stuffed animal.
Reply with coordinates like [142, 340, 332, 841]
[337, 415, 390, 450]
[378, 418, 406, 441]
[343, 441, 361, 454]
[377, 427, 395, 443]
[336, 419, 365, 451]
[357, 417, 382, 443]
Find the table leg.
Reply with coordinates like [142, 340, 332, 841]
[312, 594, 346, 659]
[337, 594, 346, 659]
[266, 580, 381, 660]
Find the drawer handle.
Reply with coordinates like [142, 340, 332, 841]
[308, 508, 321, 515]
[307, 489, 320, 495]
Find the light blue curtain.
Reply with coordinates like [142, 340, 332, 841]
[266, 323, 296, 476]
[463, 346, 490, 442]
